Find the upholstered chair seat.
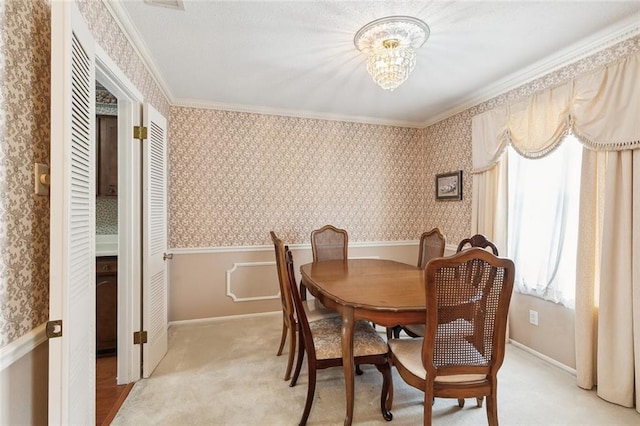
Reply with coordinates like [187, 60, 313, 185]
[388, 337, 487, 383]
[310, 318, 388, 360]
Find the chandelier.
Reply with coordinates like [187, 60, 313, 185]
[354, 16, 430, 91]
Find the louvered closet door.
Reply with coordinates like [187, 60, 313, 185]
[142, 103, 168, 377]
[49, 1, 96, 424]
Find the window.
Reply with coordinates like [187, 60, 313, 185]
[507, 135, 582, 308]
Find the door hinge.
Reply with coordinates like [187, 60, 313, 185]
[46, 320, 63, 339]
[134, 330, 148, 345]
[133, 125, 147, 140]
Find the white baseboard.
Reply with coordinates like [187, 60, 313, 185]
[509, 339, 576, 376]
[0, 323, 47, 372]
[169, 310, 281, 327]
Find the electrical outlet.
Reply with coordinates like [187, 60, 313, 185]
[529, 309, 539, 326]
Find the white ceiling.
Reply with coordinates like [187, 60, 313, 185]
[112, 1, 640, 127]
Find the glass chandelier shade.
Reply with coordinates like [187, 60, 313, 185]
[355, 16, 429, 91]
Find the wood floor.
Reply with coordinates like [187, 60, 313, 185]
[96, 356, 133, 425]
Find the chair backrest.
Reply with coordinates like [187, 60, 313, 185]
[284, 246, 316, 359]
[456, 234, 499, 255]
[310, 225, 348, 262]
[270, 231, 295, 320]
[456, 234, 498, 256]
[417, 228, 446, 269]
[422, 248, 514, 379]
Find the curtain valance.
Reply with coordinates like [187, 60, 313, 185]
[472, 52, 640, 172]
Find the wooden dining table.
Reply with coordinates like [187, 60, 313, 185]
[299, 258, 426, 426]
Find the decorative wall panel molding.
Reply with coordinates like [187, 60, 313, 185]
[225, 261, 280, 302]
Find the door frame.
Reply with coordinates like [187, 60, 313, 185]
[95, 44, 143, 384]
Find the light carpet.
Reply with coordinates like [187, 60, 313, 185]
[112, 312, 639, 425]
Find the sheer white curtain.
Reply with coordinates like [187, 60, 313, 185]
[472, 52, 640, 411]
[507, 139, 582, 308]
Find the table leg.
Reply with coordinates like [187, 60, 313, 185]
[341, 305, 355, 426]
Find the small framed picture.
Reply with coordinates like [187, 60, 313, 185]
[435, 170, 463, 201]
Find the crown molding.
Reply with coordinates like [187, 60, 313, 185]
[104, 2, 638, 130]
[102, 0, 175, 104]
[103, 0, 419, 128]
[171, 98, 424, 128]
[420, 12, 640, 128]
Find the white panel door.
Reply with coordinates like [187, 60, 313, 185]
[142, 103, 168, 377]
[49, 1, 96, 424]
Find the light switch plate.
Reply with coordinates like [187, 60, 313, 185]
[34, 163, 50, 196]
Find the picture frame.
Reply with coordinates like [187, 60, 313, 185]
[435, 170, 463, 201]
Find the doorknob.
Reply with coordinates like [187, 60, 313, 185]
[163, 252, 173, 261]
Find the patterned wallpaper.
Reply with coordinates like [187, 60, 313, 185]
[0, 0, 170, 349]
[1, 0, 637, 350]
[0, 0, 51, 348]
[96, 198, 118, 235]
[168, 110, 426, 247]
[168, 35, 640, 250]
[77, 0, 170, 118]
[422, 110, 475, 247]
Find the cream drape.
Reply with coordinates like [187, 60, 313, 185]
[470, 157, 508, 249]
[576, 149, 640, 410]
[471, 51, 640, 411]
[472, 53, 640, 173]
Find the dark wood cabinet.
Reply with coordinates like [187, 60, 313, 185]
[96, 115, 118, 197]
[96, 256, 117, 356]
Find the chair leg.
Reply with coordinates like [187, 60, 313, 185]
[457, 398, 465, 408]
[277, 316, 287, 356]
[290, 331, 305, 387]
[284, 321, 296, 380]
[393, 326, 402, 339]
[424, 387, 434, 426]
[356, 365, 363, 375]
[476, 396, 484, 407]
[486, 389, 498, 426]
[375, 362, 393, 421]
[299, 363, 317, 426]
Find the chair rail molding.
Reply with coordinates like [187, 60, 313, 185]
[170, 239, 421, 255]
[0, 323, 47, 371]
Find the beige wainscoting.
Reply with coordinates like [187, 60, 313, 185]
[0, 337, 48, 425]
[509, 293, 576, 370]
[168, 242, 425, 322]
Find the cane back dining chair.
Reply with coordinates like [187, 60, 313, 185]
[417, 228, 446, 269]
[310, 224, 348, 262]
[270, 231, 337, 381]
[391, 228, 446, 339]
[307, 225, 366, 375]
[402, 232, 498, 339]
[388, 248, 515, 426]
[298, 225, 349, 301]
[285, 246, 393, 425]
